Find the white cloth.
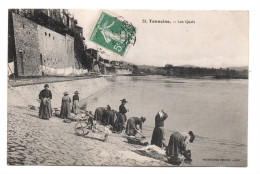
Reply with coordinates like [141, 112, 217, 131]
[93, 65, 100, 72]
[8, 62, 14, 75]
[56, 68, 64, 75]
[64, 67, 73, 75]
[39, 65, 87, 76]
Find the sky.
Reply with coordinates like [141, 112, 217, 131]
[69, 10, 248, 68]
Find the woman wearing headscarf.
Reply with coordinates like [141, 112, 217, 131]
[151, 110, 168, 148]
[38, 84, 52, 120]
[60, 92, 71, 119]
[72, 91, 80, 115]
[166, 131, 195, 164]
[125, 116, 146, 136]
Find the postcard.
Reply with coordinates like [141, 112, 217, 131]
[7, 9, 248, 166]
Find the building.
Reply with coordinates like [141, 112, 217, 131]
[8, 9, 89, 77]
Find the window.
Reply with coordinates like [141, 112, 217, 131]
[49, 33, 51, 37]
[22, 24, 25, 28]
[45, 32, 47, 36]
[53, 36, 55, 40]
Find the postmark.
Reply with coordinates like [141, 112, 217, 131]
[89, 11, 136, 56]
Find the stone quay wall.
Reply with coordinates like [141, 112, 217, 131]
[8, 77, 110, 109]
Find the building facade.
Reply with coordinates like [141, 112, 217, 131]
[9, 12, 80, 76]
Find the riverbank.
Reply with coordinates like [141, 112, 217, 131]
[7, 76, 175, 166]
[7, 105, 172, 166]
[8, 77, 110, 109]
[7, 76, 247, 166]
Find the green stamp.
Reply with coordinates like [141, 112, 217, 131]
[89, 11, 136, 56]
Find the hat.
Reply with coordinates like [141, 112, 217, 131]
[74, 91, 79, 94]
[120, 99, 128, 103]
[188, 131, 195, 143]
[44, 84, 49, 88]
[64, 91, 69, 95]
[141, 116, 146, 123]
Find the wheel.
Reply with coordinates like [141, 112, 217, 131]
[74, 120, 90, 136]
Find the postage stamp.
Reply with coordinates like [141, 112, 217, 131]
[89, 11, 136, 56]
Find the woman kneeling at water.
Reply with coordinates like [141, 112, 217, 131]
[166, 131, 195, 165]
[125, 116, 146, 136]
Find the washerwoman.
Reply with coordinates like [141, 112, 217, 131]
[38, 84, 52, 120]
[60, 91, 71, 119]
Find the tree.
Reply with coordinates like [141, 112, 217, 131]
[164, 64, 174, 70]
[132, 65, 140, 74]
[146, 68, 151, 74]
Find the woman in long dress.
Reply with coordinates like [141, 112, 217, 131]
[125, 116, 146, 136]
[38, 84, 52, 120]
[72, 91, 80, 115]
[151, 110, 168, 148]
[60, 92, 71, 119]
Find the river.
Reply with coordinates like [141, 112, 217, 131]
[81, 75, 247, 166]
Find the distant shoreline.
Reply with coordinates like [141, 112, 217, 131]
[133, 64, 248, 79]
[124, 74, 248, 80]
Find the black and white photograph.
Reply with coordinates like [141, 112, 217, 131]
[3, 4, 255, 170]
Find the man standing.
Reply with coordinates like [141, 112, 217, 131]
[38, 84, 52, 120]
[72, 91, 80, 115]
[151, 110, 168, 148]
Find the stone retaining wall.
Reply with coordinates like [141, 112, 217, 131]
[8, 77, 110, 109]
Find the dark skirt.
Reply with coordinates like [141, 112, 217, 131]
[94, 107, 106, 121]
[107, 111, 117, 126]
[166, 132, 186, 157]
[117, 113, 127, 125]
[125, 117, 137, 136]
[151, 127, 165, 148]
[60, 102, 71, 119]
[39, 98, 52, 119]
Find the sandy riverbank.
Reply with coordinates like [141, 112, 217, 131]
[7, 105, 173, 166]
[7, 76, 189, 166]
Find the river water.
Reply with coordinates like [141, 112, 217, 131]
[81, 76, 247, 166]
